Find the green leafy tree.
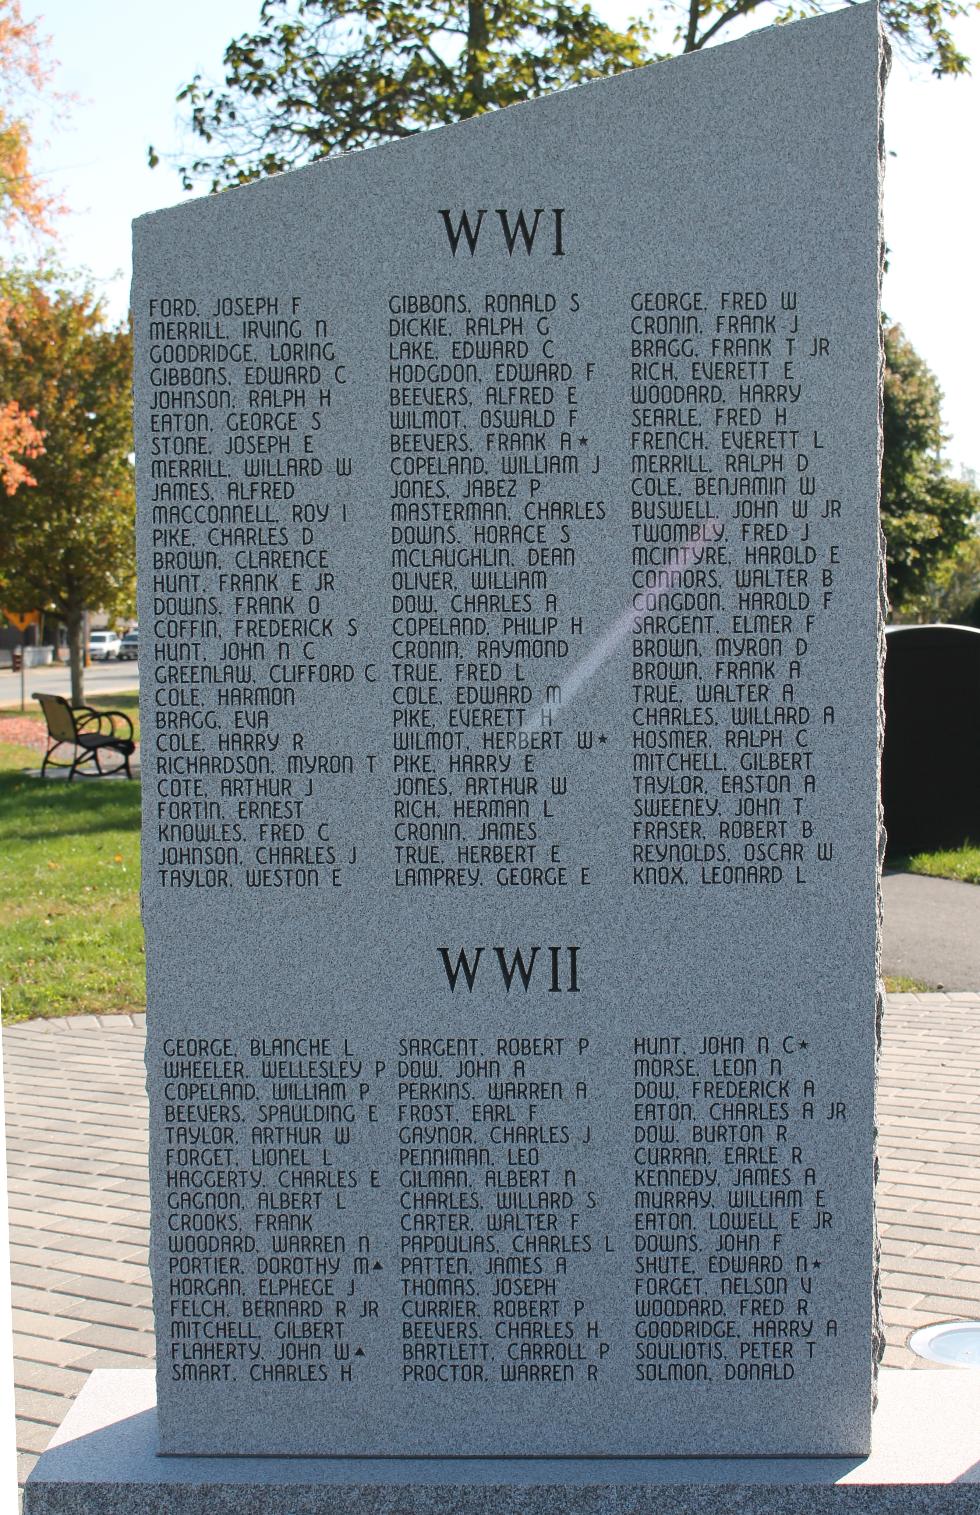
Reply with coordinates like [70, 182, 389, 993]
[0, 273, 135, 703]
[894, 527, 980, 626]
[881, 322, 978, 614]
[155, 0, 976, 191]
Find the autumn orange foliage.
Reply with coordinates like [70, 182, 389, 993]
[0, 395, 41, 492]
[0, 0, 62, 236]
[0, 1, 64, 492]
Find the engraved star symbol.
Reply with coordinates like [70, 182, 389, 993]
[578, 436, 589, 447]
[799, 1040, 808, 1050]
[813, 1260, 821, 1269]
[598, 734, 607, 744]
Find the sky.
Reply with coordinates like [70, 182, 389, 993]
[14, 0, 980, 482]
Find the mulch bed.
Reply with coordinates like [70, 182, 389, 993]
[0, 716, 48, 750]
[0, 716, 140, 764]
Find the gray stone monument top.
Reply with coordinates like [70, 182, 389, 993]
[132, 3, 885, 1459]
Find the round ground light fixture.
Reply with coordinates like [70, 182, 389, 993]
[908, 1321, 980, 1367]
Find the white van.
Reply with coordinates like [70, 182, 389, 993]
[88, 630, 121, 661]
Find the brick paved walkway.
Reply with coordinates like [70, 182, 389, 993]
[4, 993, 980, 1483]
[878, 992, 980, 1367]
[3, 1014, 150, 1488]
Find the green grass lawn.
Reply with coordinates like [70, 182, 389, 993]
[883, 974, 933, 993]
[0, 740, 144, 1023]
[892, 844, 980, 887]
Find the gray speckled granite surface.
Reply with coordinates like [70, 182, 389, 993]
[132, 3, 885, 1460]
[23, 1370, 980, 1512]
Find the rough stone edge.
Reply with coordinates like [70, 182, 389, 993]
[872, 11, 892, 1408]
[21, 1481, 980, 1514]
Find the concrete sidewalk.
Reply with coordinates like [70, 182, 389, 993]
[882, 871, 980, 990]
[5, 994, 980, 1484]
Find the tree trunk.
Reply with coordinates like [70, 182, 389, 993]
[67, 611, 84, 706]
[465, 0, 490, 112]
[683, 0, 701, 52]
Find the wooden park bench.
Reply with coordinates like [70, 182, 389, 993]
[34, 693, 136, 781]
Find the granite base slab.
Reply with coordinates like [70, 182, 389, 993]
[23, 1368, 980, 1513]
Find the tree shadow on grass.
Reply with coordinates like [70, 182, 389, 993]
[0, 772, 140, 842]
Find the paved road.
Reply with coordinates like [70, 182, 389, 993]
[882, 872, 980, 991]
[0, 663, 139, 711]
[5, 993, 980, 1487]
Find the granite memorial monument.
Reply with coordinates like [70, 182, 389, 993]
[133, 0, 884, 1460]
[26, 5, 904, 1508]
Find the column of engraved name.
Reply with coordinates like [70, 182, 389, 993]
[398, 1034, 611, 1388]
[634, 1030, 838, 1384]
[387, 288, 604, 893]
[145, 292, 360, 895]
[160, 1034, 382, 1390]
[629, 288, 837, 888]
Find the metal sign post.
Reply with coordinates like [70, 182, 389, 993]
[3, 610, 41, 712]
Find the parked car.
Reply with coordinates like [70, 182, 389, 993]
[88, 630, 121, 661]
[118, 630, 139, 661]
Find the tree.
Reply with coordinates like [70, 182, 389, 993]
[0, 0, 63, 236]
[159, 5, 978, 619]
[881, 322, 978, 614]
[893, 526, 980, 626]
[158, 0, 976, 192]
[0, 380, 42, 492]
[0, 273, 135, 703]
[0, 1, 66, 493]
